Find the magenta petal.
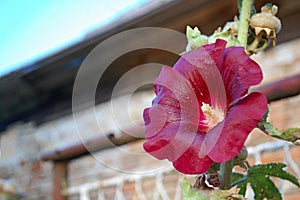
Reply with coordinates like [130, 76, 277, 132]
[152, 66, 200, 125]
[173, 56, 211, 105]
[143, 122, 198, 162]
[143, 122, 179, 161]
[207, 92, 268, 162]
[221, 47, 263, 103]
[143, 106, 167, 138]
[200, 39, 227, 69]
[144, 66, 201, 161]
[144, 121, 212, 174]
[173, 134, 213, 174]
[174, 40, 228, 109]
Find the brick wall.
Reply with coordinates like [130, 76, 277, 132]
[1, 38, 300, 199]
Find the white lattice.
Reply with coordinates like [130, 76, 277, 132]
[68, 166, 178, 200]
[67, 141, 299, 200]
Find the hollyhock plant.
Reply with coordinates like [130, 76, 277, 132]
[142, 1, 299, 198]
[143, 39, 268, 174]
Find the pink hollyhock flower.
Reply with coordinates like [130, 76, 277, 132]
[143, 39, 268, 174]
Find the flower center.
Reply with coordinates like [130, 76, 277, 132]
[201, 102, 225, 129]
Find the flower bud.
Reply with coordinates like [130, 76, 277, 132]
[186, 26, 208, 51]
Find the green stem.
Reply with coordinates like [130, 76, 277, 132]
[238, 0, 253, 48]
[219, 159, 233, 190]
[230, 176, 247, 188]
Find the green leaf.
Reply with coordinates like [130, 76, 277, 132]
[232, 173, 247, 195]
[249, 163, 299, 187]
[264, 122, 300, 143]
[233, 163, 300, 200]
[261, 107, 269, 122]
[250, 175, 281, 200]
[259, 107, 300, 144]
[283, 128, 300, 135]
[282, 128, 300, 142]
[180, 179, 208, 200]
[264, 122, 282, 137]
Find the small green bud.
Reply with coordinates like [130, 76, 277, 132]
[186, 26, 208, 52]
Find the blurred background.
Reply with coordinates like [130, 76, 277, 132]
[0, 0, 300, 199]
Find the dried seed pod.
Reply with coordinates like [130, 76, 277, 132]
[250, 4, 281, 46]
[193, 173, 221, 190]
[223, 16, 239, 37]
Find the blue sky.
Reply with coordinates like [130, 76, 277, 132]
[0, 0, 147, 76]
